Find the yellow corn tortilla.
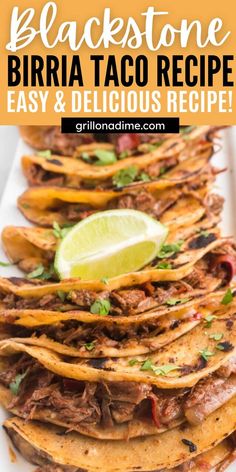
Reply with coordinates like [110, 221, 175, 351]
[3, 396, 236, 471]
[2, 191, 212, 271]
[0, 310, 235, 388]
[0, 230, 224, 293]
[21, 131, 213, 183]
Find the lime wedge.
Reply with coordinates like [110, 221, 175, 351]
[55, 209, 168, 280]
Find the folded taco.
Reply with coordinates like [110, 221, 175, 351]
[3, 190, 222, 274]
[19, 125, 217, 157]
[21, 135, 214, 189]
[17, 170, 218, 226]
[0, 300, 235, 439]
[0, 228, 234, 295]
[0, 289, 230, 358]
[4, 418, 236, 472]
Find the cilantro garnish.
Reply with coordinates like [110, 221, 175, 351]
[139, 172, 151, 182]
[9, 371, 28, 396]
[84, 341, 96, 351]
[37, 150, 52, 158]
[156, 262, 172, 270]
[57, 291, 66, 302]
[140, 359, 180, 376]
[166, 297, 190, 306]
[90, 299, 111, 316]
[221, 288, 234, 305]
[94, 150, 117, 166]
[53, 222, 72, 239]
[27, 264, 54, 280]
[204, 315, 217, 328]
[199, 348, 214, 361]
[0, 261, 13, 267]
[157, 240, 184, 259]
[128, 359, 139, 367]
[216, 341, 234, 352]
[113, 166, 138, 188]
[100, 277, 109, 285]
[209, 333, 223, 341]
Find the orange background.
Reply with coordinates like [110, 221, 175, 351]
[0, 0, 235, 125]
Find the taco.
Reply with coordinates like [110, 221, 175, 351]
[0, 289, 233, 359]
[19, 126, 94, 156]
[17, 166, 219, 226]
[19, 125, 217, 157]
[0, 302, 235, 440]
[4, 419, 236, 472]
[0, 229, 235, 298]
[3, 190, 222, 274]
[21, 133, 214, 189]
[0, 372, 236, 454]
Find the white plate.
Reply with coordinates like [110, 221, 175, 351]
[0, 131, 235, 471]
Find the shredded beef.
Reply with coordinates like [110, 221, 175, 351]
[217, 356, 236, 378]
[184, 375, 236, 424]
[206, 193, 225, 216]
[2, 356, 236, 432]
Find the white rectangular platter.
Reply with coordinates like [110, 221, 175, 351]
[0, 129, 235, 471]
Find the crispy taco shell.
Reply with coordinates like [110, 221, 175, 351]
[3, 397, 236, 471]
[0, 308, 235, 388]
[0, 290, 232, 359]
[0, 291, 232, 359]
[3, 190, 221, 273]
[18, 149, 215, 227]
[0, 231, 226, 292]
[21, 144, 214, 192]
[0, 383, 181, 440]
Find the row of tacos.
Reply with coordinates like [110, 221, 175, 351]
[0, 126, 235, 471]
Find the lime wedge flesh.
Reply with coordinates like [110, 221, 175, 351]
[55, 209, 168, 281]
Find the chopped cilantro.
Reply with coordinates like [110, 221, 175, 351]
[156, 262, 172, 270]
[10, 371, 28, 395]
[159, 166, 167, 176]
[81, 152, 91, 163]
[27, 264, 54, 280]
[100, 277, 109, 285]
[0, 261, 13, 267]
[113, 166, 138, 188]
[140, 359, 154, 371]
[139, 172, 151, 182]
[199, 348, 214, 361]
[221, 288, 233, 305]
[154, 364, 181, 375]
[216, 341, 234, 352]
[204, 315, 217, 328]
[209, 333, 223, 341]
[166, 297, 190, 306]
[157, 240, 184, 259]
[129, 359, 139, 366]
[53, 222, 72, 240]
[37, 150, 52, 158]
[140, 359, 180, 376]
[84, 341, 96, 351]
[94, 150, 117, 166]
[57, 291, 66, 302]
[90, 299, 111, 316]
